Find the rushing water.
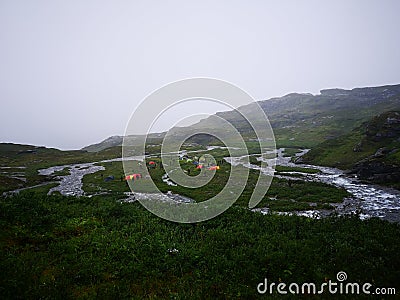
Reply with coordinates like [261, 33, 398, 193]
[38, 163, 105, 196]
[37, 156, 144, 196]
[18, 147, 400, 222]
[227, 148, 400, 222]
[35, 155, 193, 204]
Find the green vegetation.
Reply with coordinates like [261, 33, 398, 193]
[0, 143, 122, 194]
[303, 111, 400, 169]
[80, 85, 400, 152]
[81, 156, 348, 213]
[261, 178, 348, 212]
[275, 165, 320, 174]
[301, 130, 373, 169]
[1, 191, 399, 299]
[281, 147, 302, 157]
[2, 84, 400, 298]
[301, 111, 400, 189]
[248, 155, 261, 166]
[193, 85, 400, 149]
[0, 174, 25, 194]
[83, 161, 128, 195]
[1, 142, 345, 213]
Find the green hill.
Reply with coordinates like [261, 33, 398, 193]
[301, 111, 400, 188]
[83, 84, 400, 151]
[209, 84, 400, 148]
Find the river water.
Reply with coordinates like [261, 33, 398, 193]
[227, 148, 400, 222]
[21, 147, 400, 222]
[36, 156, 193, 204]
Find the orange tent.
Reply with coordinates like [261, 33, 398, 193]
[208, 166, 220, 170]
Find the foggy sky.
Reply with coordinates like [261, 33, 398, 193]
[1, 0, 399, 150]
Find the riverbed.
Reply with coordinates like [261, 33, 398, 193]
[227, 148, 400, 222]
[24, 148, 400, 222]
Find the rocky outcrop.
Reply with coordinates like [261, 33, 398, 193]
[365, 112, 400, 141]
[349, 112, 400, 186]
[352, 160, 400, 184]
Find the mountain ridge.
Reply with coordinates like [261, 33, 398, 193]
[82, 83, 400, 151]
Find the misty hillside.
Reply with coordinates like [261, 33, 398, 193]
[203, 84, 400, 147]
[301, 111, 400, 189]
[84, 83, 400, 151]
[82, 136, 124, 152]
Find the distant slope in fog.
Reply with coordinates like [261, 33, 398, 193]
[82, 83, 400, 150]
[82, 136, 124, 152]
[197, 84, 400, 147]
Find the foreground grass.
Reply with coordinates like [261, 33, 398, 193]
[1, 192, 399, 299]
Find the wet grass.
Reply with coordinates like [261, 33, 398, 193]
[0, 192, 399, 299]
[0, 175, 25, 194]
[266, 178, 348, 204]
[275, 165, 320, 174]
[82, 161, 129, 195]
[281, 147, 303, 157]
[81, 156, 348, 213]
[0, 143, 397, 298]
[0, 143, 122, 194]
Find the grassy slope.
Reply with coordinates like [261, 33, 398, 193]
[300, 130, 370, 169]
[190, 85, 400, 148]
[260, 86, 400, 147]
[301, 111, 400, 168]
[80, 85, 400, 151]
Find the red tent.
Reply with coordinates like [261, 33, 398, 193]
[125, 174, 142, 180]
[149, 161, 156, 165]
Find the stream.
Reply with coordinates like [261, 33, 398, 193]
[36, 156, 193, 204]
[11, 147, 400, 222]
[38, 163, 105, 196]
[227, 148, 400, 222]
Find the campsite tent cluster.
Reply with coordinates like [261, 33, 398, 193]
[104, 156, 222, 184]
[124, 160, 156, 182]
[124, 161, 155, 181]
[195, 164, 220, 170]
[182, 155, 221, 170]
